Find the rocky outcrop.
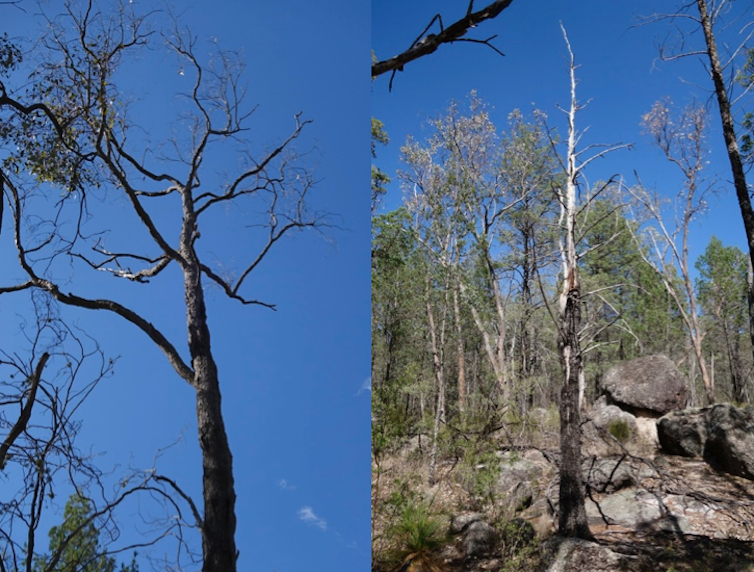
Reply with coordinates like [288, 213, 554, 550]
[705, 404, 754, 480]
[461, 520, 495, 557]
[600, 355, 687, 415]
[585, 488, 663, 529]
[657, 408, 707, 457]
[658, 403, 754, 480]
[583, 397, 658, 456]
[583, 457, 655, 494]
[545, 538, 631, 572]
[448, 513, 496, 558]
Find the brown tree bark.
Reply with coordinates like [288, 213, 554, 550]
[182, 193, 238, 568]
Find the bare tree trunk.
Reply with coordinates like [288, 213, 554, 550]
[556, 26, 593, 540]
[696, 0, 754, 375]
[459, 279, 508, 402]
[181, 201, 238, 571]
[453, 283, 467, 413]
[426, 274, 448, 486]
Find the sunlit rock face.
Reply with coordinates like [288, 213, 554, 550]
[600, 355, 688, 416]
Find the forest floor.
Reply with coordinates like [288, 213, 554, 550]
[372, 431, 754, 572]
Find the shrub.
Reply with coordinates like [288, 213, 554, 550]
[386, 500, 447, 572]
[608, 419, 631, 443]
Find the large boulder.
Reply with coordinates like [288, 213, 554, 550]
[461, 519, 496, 557]
[705, 403, 754, 480]
[658, 403, 754, 480]
[657, 408, 707, 457]
[582, 457, 655, 494]
[600, 355, 688, 415]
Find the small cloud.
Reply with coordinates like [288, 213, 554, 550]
[278, 478, 296, 491]
[298, 506, 327, 531]
[357, 377, 371, 396]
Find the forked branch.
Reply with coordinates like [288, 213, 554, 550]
[372, 0, 514, 86]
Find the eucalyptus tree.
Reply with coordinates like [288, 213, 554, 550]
[696, 236, 750, 403]
[402, 94, 556, 410]
[0, 3, 327, 570]
[500, 109, 560, 410]
[629, 99, 715, 403]
[646, 0, 754, 380]
[402, 127, 464, 484]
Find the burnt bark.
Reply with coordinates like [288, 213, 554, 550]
[558, 288, 593, 539]
[696, 0, 754, 375]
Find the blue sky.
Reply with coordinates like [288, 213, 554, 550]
[1, 1, 368, 571]
[373, 0, 751, 267]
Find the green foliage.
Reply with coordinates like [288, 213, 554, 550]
[385, 500, 447, 572]
[695, 235, 751, 402]
[372, 118, 391, 212]
[607, 419, 631, 443]
[372, 208, 428, 456]
[0, 33, 22, 77]
[695, 236, 748, 324]
[457, 446, 501, 511]
[497, 519, 542, 572]
[33, 494, 138, 572]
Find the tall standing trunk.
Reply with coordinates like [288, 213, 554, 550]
[453, 283, 467, 413]
[556, 25, 593, 540]
[426, 273, 448, 486]
[558, 286, 592, 539]
[696, 0, 754, 372]
[182, 197, 237, 572]
[185, 271, 238, 571]
[520, 228, 535, 410]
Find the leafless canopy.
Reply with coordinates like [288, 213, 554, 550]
[0, 0, 330, 380]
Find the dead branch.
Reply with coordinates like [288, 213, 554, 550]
[372, 0, 514, 88]
[0, 352, 49, 469]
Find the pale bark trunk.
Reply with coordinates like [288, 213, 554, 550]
[425, 274, 448, 486]
[458, 279, 508, 402]
[453, 284, 467, 413]
[556, 26, 593, 540]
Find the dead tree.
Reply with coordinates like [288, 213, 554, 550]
[551, 25, 629, 539]
[0, 4, 328, 571]
[629, 100, 715, 404]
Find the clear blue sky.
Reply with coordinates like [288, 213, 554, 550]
[373, 0, 750, 267]
[1, 1, 368, 571]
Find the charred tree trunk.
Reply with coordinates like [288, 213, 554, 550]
[182, 202, 237, 571]
[558, 287, 592, 539]
[696, 0, 754, 374]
